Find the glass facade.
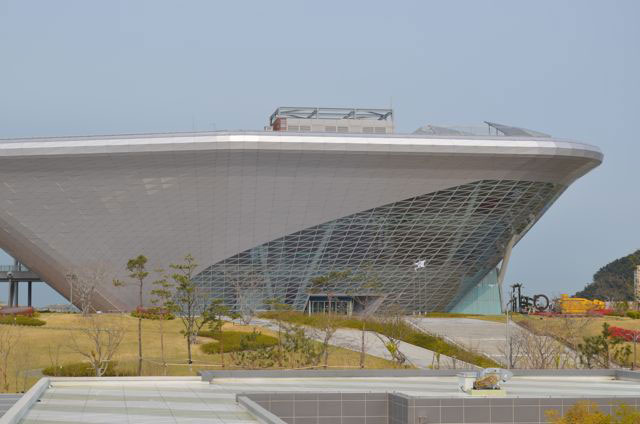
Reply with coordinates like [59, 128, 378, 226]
[193, 180, 561, 313]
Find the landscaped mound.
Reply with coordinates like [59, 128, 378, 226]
[199, 330, 278, 354]
[258, 311, 500, 368]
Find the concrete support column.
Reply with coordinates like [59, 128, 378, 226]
[8, 281, 14, 307]
[13, 282, 19, 307]
[28, 281, 32, 307]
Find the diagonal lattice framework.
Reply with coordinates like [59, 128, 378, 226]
[193, 180, 561, 313]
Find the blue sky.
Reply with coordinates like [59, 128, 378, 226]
[0, 0, 638, 306]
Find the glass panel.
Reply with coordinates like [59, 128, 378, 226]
[192, 180, 561, 313]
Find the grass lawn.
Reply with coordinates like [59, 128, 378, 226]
[0, 312, 397, 393]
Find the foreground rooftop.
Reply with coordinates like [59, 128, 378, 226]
[6, 371, 640, 424]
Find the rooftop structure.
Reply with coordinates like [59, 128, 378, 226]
[268, 107, 393, 133]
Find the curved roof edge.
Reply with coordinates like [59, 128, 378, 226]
[0, 131, 603, 163]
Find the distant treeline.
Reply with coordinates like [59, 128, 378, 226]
[575, 249, 640, 301]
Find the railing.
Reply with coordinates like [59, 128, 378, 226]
[0, 264, 29, 272]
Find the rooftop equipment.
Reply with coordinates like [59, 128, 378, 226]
[413, 122, 551, 137]
[268, 107, 394, 134]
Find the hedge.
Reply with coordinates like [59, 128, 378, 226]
[42, 361, 135, 377]
[199, 330, 279, 354]
[130, 310, 175, 320]
[0, 315, 45, 326]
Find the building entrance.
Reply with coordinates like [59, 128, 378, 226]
[306, 296, 354, 315]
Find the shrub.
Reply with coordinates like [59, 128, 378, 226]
[626, 310, 640, 319]
[200, 330, 278, 354]
[42, 361, 135, 377]
[130, 309, 175, 320]
[546, 400, 640, 423]
[0, 315, 45, 326]
[608, 325, 640, 342]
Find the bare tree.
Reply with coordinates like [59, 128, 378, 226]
[227, 268, 264, 325]
[0, 326, 18, 391]
[67, 265, 108, 316]
[503, 324, 570, 369]
[497, 328, 526, 368]
[554, 315, 594, 366]
[14, 339, 32, 392]
[68, 315, 125, 377]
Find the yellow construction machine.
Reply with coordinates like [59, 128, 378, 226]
[556, 294, 606, 315]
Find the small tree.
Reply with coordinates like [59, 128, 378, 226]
[313, 313, 339, 368]
[578, 323, 632, 369]
[68, 315, 125, 377]
[113, 254, 149, 376]
[348, 269, 383, 368]
[149, 271, 175, 375]
[374, 309, 409, 367]
[206, 299, 232, 367]
[171, 254, 212, 364]
[264, 298, 292, 367]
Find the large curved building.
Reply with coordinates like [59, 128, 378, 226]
[0, 111, 602, 314]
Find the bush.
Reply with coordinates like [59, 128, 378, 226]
[0, 315, 45, 326]
[200, 330, 278, 354]
[626, 310, 640, 319]
[42, 361, 135, 377]
[131, 308, 176, 320]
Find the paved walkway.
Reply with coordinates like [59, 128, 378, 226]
[243, 318, 475, 370]
[406, 317, 519, 365]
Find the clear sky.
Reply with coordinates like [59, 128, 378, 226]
[0, 0, 638, 306]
